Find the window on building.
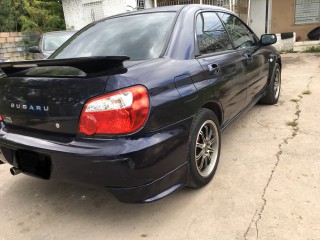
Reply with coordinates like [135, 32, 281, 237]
[203, 0, 230, 8]
[83, 1, 104, 25]
[196, 12, 233, 54]
[295, 0, 320, 24]
[137, 0, 145, 9]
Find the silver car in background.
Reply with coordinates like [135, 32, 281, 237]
[29, 31, 76, 59]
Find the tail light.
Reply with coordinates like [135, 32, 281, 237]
[79, 85, 150, 135]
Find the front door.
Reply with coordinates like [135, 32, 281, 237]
[218, 12, 269, 107]
[195, 11, 247, 125]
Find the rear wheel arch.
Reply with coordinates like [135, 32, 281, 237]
[201, 101, 223, 126]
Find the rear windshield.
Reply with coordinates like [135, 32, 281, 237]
[51, 12, 176, 61]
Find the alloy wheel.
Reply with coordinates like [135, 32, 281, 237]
[195, 120, 219, 177]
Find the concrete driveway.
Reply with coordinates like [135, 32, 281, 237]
[0, 53, 319, 240]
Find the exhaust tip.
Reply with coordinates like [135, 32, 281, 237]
[10, 167, 22, 176]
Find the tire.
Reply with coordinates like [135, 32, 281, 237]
[260, 63, 281, 105]
[307, 27, 320, 40]
[187, 109, 221, 188]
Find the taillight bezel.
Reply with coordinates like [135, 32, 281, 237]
[78, 85, 150, 136]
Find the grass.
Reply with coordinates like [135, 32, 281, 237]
[287, 120, 298, 127]
[280, 49, 296, 54]
[305, 46, 320, 53]
[290, 99, 300, 103]
[302, 90, 312, 95]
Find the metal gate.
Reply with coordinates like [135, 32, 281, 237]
[158, 0, 200, 6]
[157, 0, 242, 13]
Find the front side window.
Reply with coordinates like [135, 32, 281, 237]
[51, 12, 176, 61]
[196, 12, 233, 55]
[218, 12, 257, 49]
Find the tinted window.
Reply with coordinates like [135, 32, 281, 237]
[218, 12, 257, 49]
[51, 13, 176, 61]
[196, 12, 232, 55]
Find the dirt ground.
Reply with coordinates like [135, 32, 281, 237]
[0, 53, 319, 240]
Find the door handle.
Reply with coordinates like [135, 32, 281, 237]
[208, 64, 221, 76]
[243, 53, 253, 64]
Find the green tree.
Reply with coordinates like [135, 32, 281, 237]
[19, 0, 66, 32]
[0, 0, 18, 32]
[0, 0, 65, 32]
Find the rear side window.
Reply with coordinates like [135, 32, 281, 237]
[218, 12, 257, 49]
[196, 12, 232, 55]
[51, 12, 176, 61]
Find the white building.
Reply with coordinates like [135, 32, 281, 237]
[61, 0, 155, 30]
[62, 0, 249, 32]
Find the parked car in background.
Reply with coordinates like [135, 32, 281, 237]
[29, 31, 76, 59]
[0, 5, 281, 203]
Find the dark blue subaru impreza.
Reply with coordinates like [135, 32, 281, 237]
[0, 5, 281, 203]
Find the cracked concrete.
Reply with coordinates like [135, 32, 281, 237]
[254, 54, 320, 240]
[244, 78, 307, 240]
[0, 53, 320, 240]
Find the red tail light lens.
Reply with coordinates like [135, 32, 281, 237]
[79, 85, 150, 135]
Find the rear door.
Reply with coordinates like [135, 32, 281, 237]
[195, 11, 247, 125]
[218, 12, 269, 107]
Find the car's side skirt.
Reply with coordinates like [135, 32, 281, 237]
[220, 89, 267, 132]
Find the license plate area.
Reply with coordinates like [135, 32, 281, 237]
[16, 150, 51, 179]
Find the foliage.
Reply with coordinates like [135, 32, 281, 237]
[0, 0, 65, 33]
[22, 32, 41, 60]
[18, 0, 66, 32]
[305, 45, 320, 53]
[0, 0, 18, 31]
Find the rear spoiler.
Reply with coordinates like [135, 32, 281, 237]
[0, 56, 130, 76]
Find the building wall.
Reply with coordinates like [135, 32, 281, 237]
[145, 0, 154, 8]
[62, 0, 84, 30]
[62, 0, 155, 30]
[271, 0, 319, 40]
[0, 32, 26, 61]
[102, 0, 127, 18]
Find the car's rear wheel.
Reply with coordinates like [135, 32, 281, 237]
[260, 63, 281, 105]
[187, 109, 221, 188]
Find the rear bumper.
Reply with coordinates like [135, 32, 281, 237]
[0, 120, 191, 203]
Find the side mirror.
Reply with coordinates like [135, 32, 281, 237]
[29, 46, 40, 53]
[261, 34, 277, 46]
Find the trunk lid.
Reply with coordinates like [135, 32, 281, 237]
[0, 57, 128, 135]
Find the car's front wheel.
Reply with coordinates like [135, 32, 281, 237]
[187, 109, 221, 188]
[260, 63, 281, 104]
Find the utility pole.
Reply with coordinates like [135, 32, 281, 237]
[247, 0, 251, 26]
[265, 0, 269, 33]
